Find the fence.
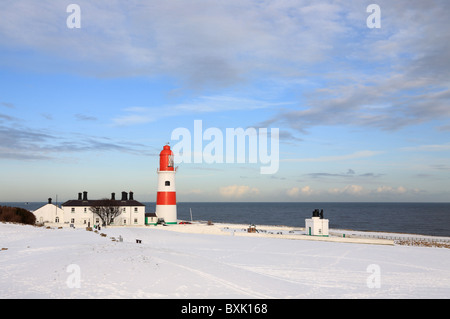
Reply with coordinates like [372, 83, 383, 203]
[330, 231, 450, 248]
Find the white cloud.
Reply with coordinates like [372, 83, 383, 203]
[328, 185, 365, 195]
[287, 186, 314, 197]
[283, 184, 426, 200]
[0, 0, 361, 87]
[2, 0, 448, 129]
[255, 1, 450, 132]
[287, 187, 299, 197]
[113, 95, 291, 126]
[219, 185, 260, 198]
[375, 185, 408, 195]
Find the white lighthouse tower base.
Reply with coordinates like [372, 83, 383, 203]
[305, 217, 329, 236]
[155, 205, 177, 224]
[305, 209, 329, 236]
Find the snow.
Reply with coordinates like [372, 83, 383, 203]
[1, 222, 449, 299]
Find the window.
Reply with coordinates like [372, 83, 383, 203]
[71, 208, 75, 213]
[134, 218, 138, 224]
[95, 218, 100, 224]
[55, 217, 59, 223]
[71, 218, 75, 223]
[84, 208, 87, 213]
[123, 219, 127, 225]
[134, 207, 138, 212]
[168, 155, 174, 167]
[165, 181, 170, 186]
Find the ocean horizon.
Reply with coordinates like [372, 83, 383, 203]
[2, 201, 449, 237]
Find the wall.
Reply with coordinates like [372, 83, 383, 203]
[33, 204, 64, 224]
[305, 217, 329, 236]
[61, 205, 145, 227]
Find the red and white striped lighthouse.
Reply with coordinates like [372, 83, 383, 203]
[155, 144, 177, 224]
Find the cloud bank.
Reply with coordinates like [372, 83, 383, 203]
[1, 0, 448, 132]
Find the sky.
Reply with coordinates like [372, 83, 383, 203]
[0, 0, 449, 202]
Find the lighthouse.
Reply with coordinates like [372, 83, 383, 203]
[155, 144, 177, 224]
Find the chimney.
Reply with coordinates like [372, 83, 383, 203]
[78, 193, 82, 200]
[121, 191, 128, 201]
[48, 198, 52, 204]
[312, 209, 320, 217]
[129, 191, 134, 200]
[83, 191, 88, 201]
[111, 192, 116, 200]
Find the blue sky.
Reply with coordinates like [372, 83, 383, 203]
[1, 0, 449, 202]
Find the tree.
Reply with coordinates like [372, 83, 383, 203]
[0, 206, 36, 225]
[89, 199, 121, 227]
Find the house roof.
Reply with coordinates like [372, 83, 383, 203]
[61, 199, 146, 207]
[33, 203, 64, 213]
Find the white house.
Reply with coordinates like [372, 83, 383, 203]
[33, 198, 64, 225]
[33, 191, 146, 227]
[61, 191, 146, 227]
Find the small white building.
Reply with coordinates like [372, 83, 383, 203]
[33, 198, 64, 226]
[305, 209, 329, 236]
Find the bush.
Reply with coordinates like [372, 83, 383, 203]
[0, 206, 36, 225]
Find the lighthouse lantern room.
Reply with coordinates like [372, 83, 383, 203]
[155, 145, 177, 224]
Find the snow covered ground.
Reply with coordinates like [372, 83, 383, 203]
[1, 222, 449, 299]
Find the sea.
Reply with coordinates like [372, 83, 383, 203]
[2, 201, 450, 237]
